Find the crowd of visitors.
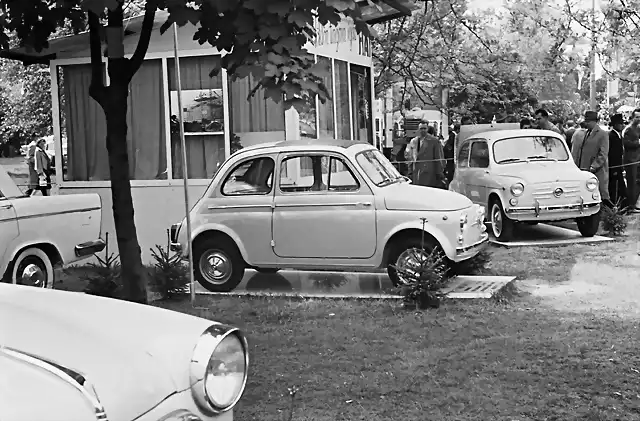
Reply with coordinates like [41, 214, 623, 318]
[394, 107, 640, 214]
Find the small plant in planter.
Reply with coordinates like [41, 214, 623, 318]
[84, 232, 122, 298]
[602, 199, 627, 237]
[392, 218, 451, 310]
[148, 229, 189, 300]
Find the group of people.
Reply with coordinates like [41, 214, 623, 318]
[398, 107, 640, 214]
[23, 135, 53, 196]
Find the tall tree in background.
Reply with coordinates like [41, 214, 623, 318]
[373, 0, 588, 122]
[0, 0, 371, 303]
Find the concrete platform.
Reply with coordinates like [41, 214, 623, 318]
[193, 270, 515, 300]
[489, 223, 613, 247]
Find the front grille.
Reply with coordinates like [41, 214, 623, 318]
[532, 181, 581, 201]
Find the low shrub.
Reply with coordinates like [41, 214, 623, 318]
[147, 229, 190, 300]
[601, 201, 627, 237]
[393, 246, 450, 310]
[83, 233, 122, 299]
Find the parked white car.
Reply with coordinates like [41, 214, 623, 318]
[0, 165, 105, 287]
[0, 283, 249, 421]
[170, 139, 489, 292]
[449, 128, 601, 241]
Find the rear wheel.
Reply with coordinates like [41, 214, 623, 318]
[490, 199, 514, 242]
[387, 237, 448, 287]
[193, 237, 245, 292]
[576, 212, 600, 237]
[9, 247, 54, 288]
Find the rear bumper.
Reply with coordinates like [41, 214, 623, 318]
[75, 239, 106, 258]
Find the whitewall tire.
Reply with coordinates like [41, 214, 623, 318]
[11, 247, 54, 289]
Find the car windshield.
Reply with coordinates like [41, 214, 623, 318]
[356, 149, 404, 186]
[493, 136, 569, 164]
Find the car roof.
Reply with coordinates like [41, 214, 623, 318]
[234, 138, 374, 156]
[466, 129, 564, 143]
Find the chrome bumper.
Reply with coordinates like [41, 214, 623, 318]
[75, 239, 106, 258]
[455, 232, 489, 259]
[506, 200, 601, 216]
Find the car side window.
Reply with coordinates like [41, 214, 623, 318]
[469, 141, 490, 168]
[280, 154, 359, 193]
[221, 157, 275, 196]
[458, 140, 470, 168]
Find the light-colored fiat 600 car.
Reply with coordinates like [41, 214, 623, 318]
[449, 128, 601, 241]
[0, 166, 106, 287]
[169, 139, 488, 292]
[0, 283, 249, 421]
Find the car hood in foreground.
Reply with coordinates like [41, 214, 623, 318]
[0, 284, 214, 421]
[384, 182, 472, 211]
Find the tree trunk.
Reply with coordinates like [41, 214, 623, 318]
[103, 58, 148, 304]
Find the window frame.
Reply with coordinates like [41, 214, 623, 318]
[219, 155, 276, 197]
[277, 151, 362, 196]
[457, 139, 471, 168]
[469, 140, 490, 169]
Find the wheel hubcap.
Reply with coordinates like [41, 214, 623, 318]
[395, 247, 432, 285]
[18, 262, 46, 288]
[199, 250, 232, 285]
[492, 204, 503, 237]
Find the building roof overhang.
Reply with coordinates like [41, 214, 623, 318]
[0, 0, 416, 66]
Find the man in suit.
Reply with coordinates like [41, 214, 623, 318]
[405, 122, 446, 188]
[571, 110, 611, 208]
[623, 108, 640, 213]
[608, 113, 627, 208]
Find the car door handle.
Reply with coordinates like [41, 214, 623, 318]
[356, 202, 372, 207]
[0, 204, 12, 210]
[484, 170, 490, 174]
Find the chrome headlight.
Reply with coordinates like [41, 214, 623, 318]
[190, 325, 249, 415]
[510, 182, 524, 196]
[586, 177, 598, 191]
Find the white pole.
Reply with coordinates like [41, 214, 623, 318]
[172, 23, 196, 304]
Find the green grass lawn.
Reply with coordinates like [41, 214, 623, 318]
[161, 295, 640, 421]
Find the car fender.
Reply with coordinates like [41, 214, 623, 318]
[383, 219, 456, 260]
[1, 235, 62, 278]
[191, 223, 250, 262]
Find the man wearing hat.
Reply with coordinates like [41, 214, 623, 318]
[623, 108, 640, 212]
[608, 113, 627, 208]
[571, 110, 611, 207]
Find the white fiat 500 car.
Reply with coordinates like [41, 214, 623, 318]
[449, 128, 601, 241]
[0, 165, 105, 287]
[170, 139, 489, 292]
[0, 283, 249, 421]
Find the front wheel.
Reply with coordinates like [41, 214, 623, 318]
[9, 247, 55, 288]
[387, 237, 448, 287]
[576, 212, 600, 237]
[490, 199, 514, 242]
[193, 237, 245, 292]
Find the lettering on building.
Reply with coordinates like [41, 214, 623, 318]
[312, 17, 372, 58]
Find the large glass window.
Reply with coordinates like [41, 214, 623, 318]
[493, 136, 570, 164]
[229, 73, 285, 150]
[350, 64, 373, 144]
[59, 60, 167, 181]
[317, 56, 335, 139]
[168, 56, 224, 179]
[334, 60, 351, 140]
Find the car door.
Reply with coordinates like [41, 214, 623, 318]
[272, 151, 377, 259]
[449, 138, 471, 195]
[205, 155, 276, 265]
[466, 140, 491, 206]
[0, 190, 19, 271]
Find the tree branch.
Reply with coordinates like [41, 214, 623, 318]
[88, 11, 106, 105]
[129, 0, 157, 78]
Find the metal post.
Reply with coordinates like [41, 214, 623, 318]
[589, 0, 597, 111]
[172, 23, 196, 304]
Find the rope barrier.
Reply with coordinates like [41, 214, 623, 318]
[389, 157, 640, 169]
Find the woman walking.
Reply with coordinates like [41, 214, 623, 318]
[33, 137, 52, 196]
